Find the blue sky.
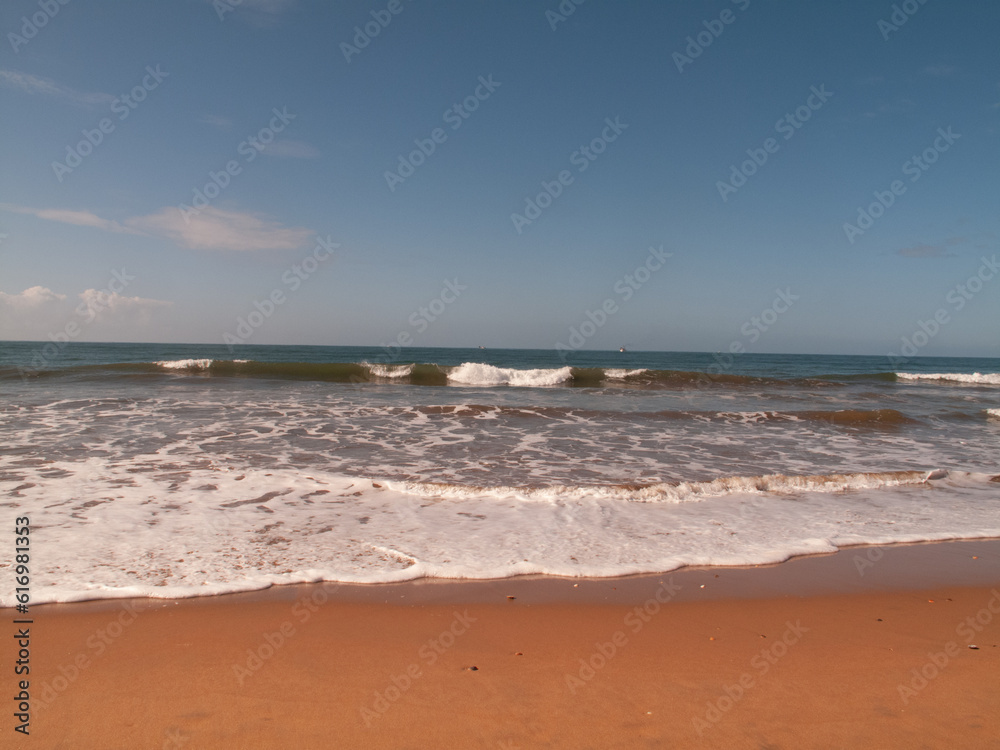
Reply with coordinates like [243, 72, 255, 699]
[0, 0, 997, 356]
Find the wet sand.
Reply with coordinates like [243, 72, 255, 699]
[17, 540, 1000, 748]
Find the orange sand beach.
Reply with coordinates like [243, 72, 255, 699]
[13, 539, 1000, 749]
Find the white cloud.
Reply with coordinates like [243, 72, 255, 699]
[213, 0, 296, 27]
[0, 204, 134, 233]
[261, 139, 321, 159]
[0, 285, 171, 341]
[1, 203, 313, 252]
[77, 289, 172, 320]
[923, 65, 958, 78]
[896, 244, 956, 259]
[895, 237, 965, 258]
[225, 0, 296, 11]
[199, 114, 233, 130]
[125, 206, 313, 251]
[862, 97, 915, 119]
[0, 70, 114, 106]
[0, 286, 67, 308]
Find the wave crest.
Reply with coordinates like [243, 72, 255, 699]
[446, 362, 573, 386]
[897, 372, 1000, 385]
[604, 368, 649, 380]
[155, 359, 214, 370]
[386, 469, 941, 504]
[365, 363, 414, 379]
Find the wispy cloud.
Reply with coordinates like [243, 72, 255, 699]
[199, 114, 233, 130]
[895, 237, 964, 258]
[923, 64, 958, 78]
[126, 207, 313, 251]
[213, 0, 297, 27]
[0, 204, 135, 233]
[77, 289, 172, 319]
[862, 97, 915, 119]
[1, 203, 313, 251]
[228, 0, 296, 11]
[260, 139, 321, 159]
[0, 70, 114, 106]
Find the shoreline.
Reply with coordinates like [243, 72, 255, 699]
[16, 537, 1000, 615]
[15, 538, 1000, 747]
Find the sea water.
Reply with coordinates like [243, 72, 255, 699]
[1, 342, 998, 605]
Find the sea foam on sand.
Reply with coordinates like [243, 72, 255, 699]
[6, 459, 999, 607]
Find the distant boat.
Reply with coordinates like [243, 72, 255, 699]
[478, 345, 485, 350]
[619, 346, 626, 353]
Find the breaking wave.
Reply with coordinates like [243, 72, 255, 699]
[398, 404, 920, 426]
[445, 362, 574, 386]
[386, 469, 943, 504]
[897, 372, 1000, 386]
[5, 359, 998, 391]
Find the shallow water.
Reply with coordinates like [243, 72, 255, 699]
[2, 342, 998, 605]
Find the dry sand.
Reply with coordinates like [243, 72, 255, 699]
[15, 540, 1000, 748]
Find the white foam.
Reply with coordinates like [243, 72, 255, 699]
[366, 363, 414, 379]
[897, 372, 1000, 385]
[6, 365, 1000, 607]
[4, 459, 998, 607]
[385, 470, 936, 504]
[987, 408, 1000, 419]
[715, 411, 794, 424]
[156, 359, 213, 370]
[605, 368, 648, 380]
[447, 362, 573, 387]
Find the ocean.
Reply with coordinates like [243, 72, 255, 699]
[2, 341, 998, 606]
